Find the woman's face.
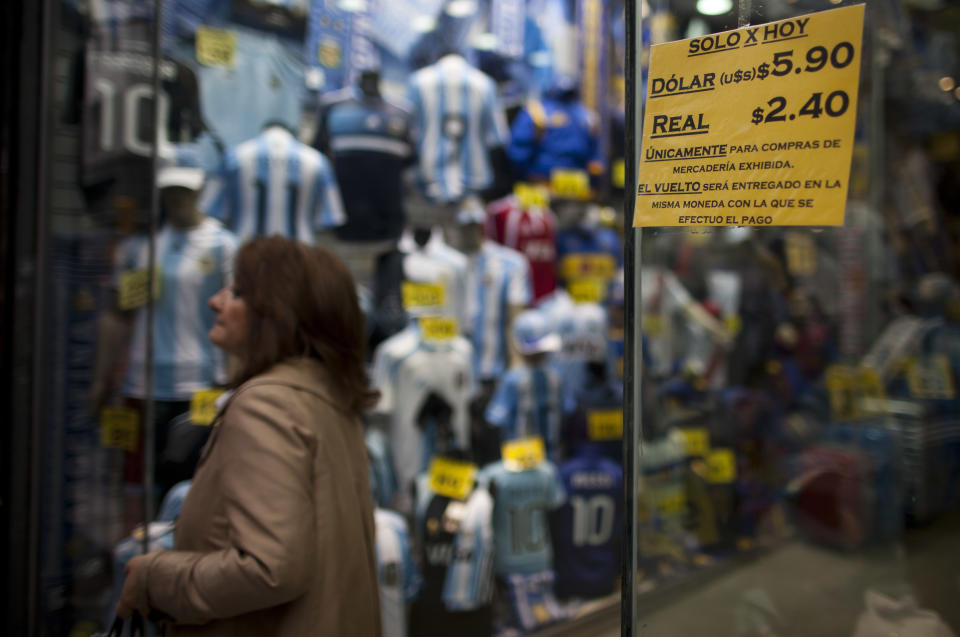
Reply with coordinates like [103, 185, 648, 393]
[208, 284, 250, 355]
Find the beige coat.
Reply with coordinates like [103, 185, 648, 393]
[140, 357, 381, 636]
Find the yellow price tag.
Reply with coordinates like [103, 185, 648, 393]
[196, 26, 237, 68]
[560, 254, 616, 281]
[706, 448, 736, 483]
[643, 313, 665, 337]
[513, 183, 550, 209]
[100, 407, 140, 452]
[532, 604, 551, 624]
[550, 168, 591, 200]
[428, 457, 478, 500]
[568, 278, 607, 304]
[680, 428, 710, 457]
[785, 231, 817, 276]
[857, 367, 886, 402]
[118, 269, 161, 311]
[825, 364, 856, 420]
[502, 436, 546, 471]
[725, 315, 743, 337]
[402, 282, 446, 310]
[655, 491, 686, 516]
[906, 355, 956, 400]
[587, 409, 623, 440]
[612, 159, 625, 188]
[420, 317, 458, 342]
[190, 389, 225, 426]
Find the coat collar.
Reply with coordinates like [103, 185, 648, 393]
[237, 356, 341, 409]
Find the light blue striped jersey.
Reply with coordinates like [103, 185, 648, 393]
[115, 218, 237, 401]
[172, 26, 305, 148]
[375, 508, 421, 637]
[371, 324, 475, 511]
[205, 126, 345, 245]
[478, 460, 566, 576]
[465, 241, 532, 380]
[414, 475, 496, 611]
[367, 428, 398, 508]
[408, 55, 509, 203]
[484, 366, 563, 460]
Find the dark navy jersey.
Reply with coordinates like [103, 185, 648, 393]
[315, 94, 414, 242]
[549, 452, 623, 598]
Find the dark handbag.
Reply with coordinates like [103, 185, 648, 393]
[107, 612, 145, 637]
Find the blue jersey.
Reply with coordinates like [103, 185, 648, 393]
[479, 461, 566, 576]
[466, 241, 532, 380]
[414, 477, 496, 611]
[501, 571, 568, 632]
[506, 94, 603, 181]
[172, 26, 305, 148]
[549, 452, 623, 598]
[115, 218, 237, 401]
[484, 366, 562, 460]
[555, 224, 622, 289]
[205, 126, 345, 244]
[375, 508, 421, 637]
[408, 55, 509, 203]
[316, 94, 414, 241]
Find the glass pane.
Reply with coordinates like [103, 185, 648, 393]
[627, 0, 960, 635]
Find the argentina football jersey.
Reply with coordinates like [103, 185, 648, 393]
[115, 218, 236, 401]
[484, 367, 563, 460]
[371, 324, 475, 510]
[478, 460, 566, 576]
[413, 475, 496, 612]
[205, 126, 345, 244]
[465, 241, 533, 380]
[549, 451, 623, 598]
[408, 55, 509, 203]
[375, 508, 421, 637]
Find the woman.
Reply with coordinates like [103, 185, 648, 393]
[117, 237, 382, 636]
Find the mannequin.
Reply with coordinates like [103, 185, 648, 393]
[313, 68, 414, 243]
[408, 51, 509, 205]
[205, 123, 345, 244]
[90, 155, 237, 511]
[454, 203, 532, 381]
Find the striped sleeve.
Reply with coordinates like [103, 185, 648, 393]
[312, 154, 346, 230]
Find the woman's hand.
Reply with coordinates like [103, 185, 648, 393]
[116, 555, 151, 619]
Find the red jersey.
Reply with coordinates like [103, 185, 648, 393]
[486, 196, 557, 301]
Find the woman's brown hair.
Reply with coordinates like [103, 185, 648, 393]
[231, 236, 378, 415]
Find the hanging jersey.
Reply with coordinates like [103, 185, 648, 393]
[501, 571, 568, 632]
[399, 228, 469, 325]
[506, 95, 603, 181]
[375, 508, 421, 637]
[408, 55, 509, 203]
[115, 218, 237, 401]
[486, 196, 557, 301]
[478, 461, 566, 576]
[484, 366, 562, 460]
[205, 127, 345, 244]
[82, 21, 205, 218]
[550, 453, 623, 598]
[171, 26, 305, 148]
[414, 477, 496, 611]
[317, 95, 414, 241]
[563, 376, 624, 464]
[371, 325, 475, 509]
[466, 241, 533, 380]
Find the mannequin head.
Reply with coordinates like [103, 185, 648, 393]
[161, 186, 203, 229]
[358, 69, 381, 98]
[157, 161, 205, 229]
